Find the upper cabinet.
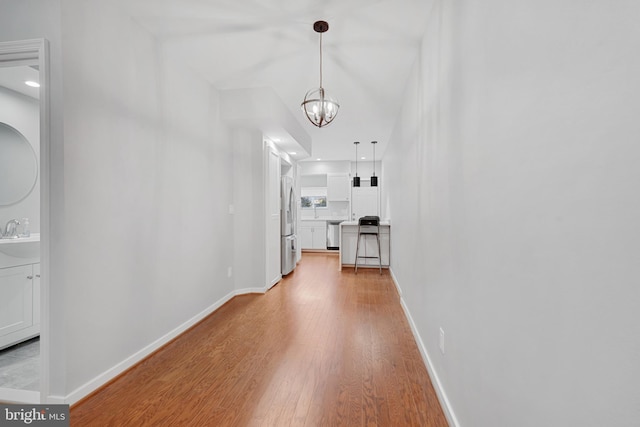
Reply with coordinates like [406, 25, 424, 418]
[327, 173, 350, 202]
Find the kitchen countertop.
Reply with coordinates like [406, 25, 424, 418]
[340, 220, 391, 226]
[301, 217, 349, 221]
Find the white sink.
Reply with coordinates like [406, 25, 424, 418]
[0, 233, 40, 267]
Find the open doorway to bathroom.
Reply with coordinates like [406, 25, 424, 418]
[0, 39, 50, 404]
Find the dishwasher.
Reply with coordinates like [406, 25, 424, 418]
[326, 221, 342, 250]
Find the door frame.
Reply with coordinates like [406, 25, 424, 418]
[0, 38, 51, 404]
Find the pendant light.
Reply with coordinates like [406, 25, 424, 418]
[370, 141, 378, 187]
[301, 21, 340, 128]
[353, 141, 361, 187]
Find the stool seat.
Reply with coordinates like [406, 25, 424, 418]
[354, 216, 382, 274]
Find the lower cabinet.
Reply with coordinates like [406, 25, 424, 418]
[300, 221, 327, 250]
[0, 263, 40, 350]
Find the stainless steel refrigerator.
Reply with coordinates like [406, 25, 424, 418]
[281, 176, 297, 275]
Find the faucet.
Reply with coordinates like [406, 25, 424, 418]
[3, 219, 20, 239]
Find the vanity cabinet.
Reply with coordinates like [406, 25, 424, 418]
[0, 263, 40, 350]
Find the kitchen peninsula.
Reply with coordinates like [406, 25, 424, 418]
[339, 221, 390, 271]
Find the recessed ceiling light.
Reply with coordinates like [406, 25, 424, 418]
[25, 81, 40, 88]
[316, 158, 322, 161]
[361, 157, 366, 160]
[290, 152, 297, 155]
[273, 138, 281, 142]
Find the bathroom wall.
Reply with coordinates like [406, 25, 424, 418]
[0, 86, 40, 232]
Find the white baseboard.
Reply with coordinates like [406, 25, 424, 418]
[267, 275, 282, 290]
[389, 268, 460, 427]
[61, 288, 260, 405]
[45, 395, 66, 405]
[0, 388, 40, 404]
[235, 287, 267, 295]
[389, 267, 403, 297]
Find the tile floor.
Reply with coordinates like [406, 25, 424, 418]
[0, 337, 40, 391]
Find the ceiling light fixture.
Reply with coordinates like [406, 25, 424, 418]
[301, 21, 339, 128]
[24, 81, 40, 88]
[353, 141, 361, 187]
[370, 141, 378, 187]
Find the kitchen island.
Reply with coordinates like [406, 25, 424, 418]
[339, 221, 390, 271]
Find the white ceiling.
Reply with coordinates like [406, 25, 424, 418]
[128, 0, 433, 161]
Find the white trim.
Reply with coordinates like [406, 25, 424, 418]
[0, 38, 51, 406]
[235, 287, 268, 295]
[44, 395, 65, 405]
[0, 388, 40, 404]
[62, 288, 265, 404]
[0, 39, 42, 65]
[267, 275, 282, 290]
[389, 268, 460, 427]
[389, 267, 403, 297]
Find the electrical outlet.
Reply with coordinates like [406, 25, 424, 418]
[439, 328, 445, 354]
[227, 267, 233, 278]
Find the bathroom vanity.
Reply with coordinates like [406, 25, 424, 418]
[0, 234, 40, 350]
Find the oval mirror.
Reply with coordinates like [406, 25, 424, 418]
[0, 122, 38, 206]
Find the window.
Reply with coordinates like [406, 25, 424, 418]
[301, 196, 327, 208]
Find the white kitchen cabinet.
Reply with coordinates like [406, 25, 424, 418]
[300, 226, 313, 249]
[0, 263, 39, 350]
[300, 220, 327, 250]
[327, 173, 350, 202]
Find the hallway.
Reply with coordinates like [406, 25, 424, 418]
[70, 253, 447, 426]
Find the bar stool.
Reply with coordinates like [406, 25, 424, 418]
[354, 216, 382, 275]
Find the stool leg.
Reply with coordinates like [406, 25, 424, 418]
[376, 232, 382, 274]
[355, 227, 361, 274]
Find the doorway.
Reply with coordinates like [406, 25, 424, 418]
[0, 39, 50, 404]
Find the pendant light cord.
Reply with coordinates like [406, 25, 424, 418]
[373, 142, 376, 176]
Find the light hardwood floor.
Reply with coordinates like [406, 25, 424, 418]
[71, 253, 448, 426]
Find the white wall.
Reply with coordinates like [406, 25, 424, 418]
[0, 86, 40, 231]
[383, 1, 640, 426]
[232, 129, 266, 292]
[55, 1, 234, 399]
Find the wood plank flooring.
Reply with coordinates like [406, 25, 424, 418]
[70, 253, 448, 426]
